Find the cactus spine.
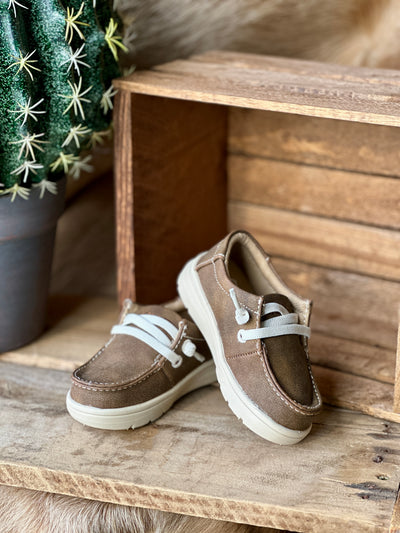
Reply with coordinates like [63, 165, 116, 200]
[0, 0, 125, 200]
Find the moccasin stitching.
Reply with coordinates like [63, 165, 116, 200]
[304, 346, 322, 406]
[305, 359, 322, 407]
[71, 363, 164, 392]
[257, 344, 318, 415]
[225, 350, 260, 360]
[254, 297, 319, 414]
[73, 335, 116, 378]
[77, 354, 163, 386]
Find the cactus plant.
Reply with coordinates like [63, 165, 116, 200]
[0, 0, 126, 200]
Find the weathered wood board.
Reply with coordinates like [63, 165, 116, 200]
[228, 201, 400, 281]
[228, 155, 400, 230]
[1, 355, 400, 533]
[0, 296, 399, 532]
[228, 108, 400, 178]
[114, 91, 227, 305]
[115, 50, 400, 127]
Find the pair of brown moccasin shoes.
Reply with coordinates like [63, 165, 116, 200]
[67, 231, 322, 445]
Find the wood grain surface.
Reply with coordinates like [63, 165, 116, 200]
[394, 321, 400, 413]
[1, 356, 400, 532]
[228, 155, 400, 229]
[310, 332, 395, 385]
[115, 92, 227, 305]
[228, 108, 400, 177]
[114, 51, 400, 127]
[3, 47, 400, 529]
[313, 365, 399, 423]
[114, 91, 135, 307]
[272, 257, 399, 351]
[391, 490, 400, 532]
[229, 201, 400, 281]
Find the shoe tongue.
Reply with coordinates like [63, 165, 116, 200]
[261, 293, 313, 405]
[262, 293, 294, 314]
[138, 304, 202, 340]
[139, 304, 184, 328]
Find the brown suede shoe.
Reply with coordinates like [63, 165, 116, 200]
[177, 231, 322, 445]
[66, 299, 216, 430]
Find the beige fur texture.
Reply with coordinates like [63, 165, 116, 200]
[119, 0, 400, 69]
[0, 485, 274, 533]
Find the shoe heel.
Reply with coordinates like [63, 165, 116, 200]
[177, 254, 206, 322]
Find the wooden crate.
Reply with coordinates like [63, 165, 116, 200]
[113, 51, 400, 425]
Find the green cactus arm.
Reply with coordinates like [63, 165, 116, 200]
[28, 0, 81, 181]
[0, 0, 125, 198]
[0, 0, 32, 190]
[67, 0, 124, 133]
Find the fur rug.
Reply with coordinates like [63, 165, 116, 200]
[119, 0, 400, 69]
[0, 485, 273, 533]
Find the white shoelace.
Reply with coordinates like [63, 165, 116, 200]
[111, 313, 205, 368]
[229, 289, 311, 343]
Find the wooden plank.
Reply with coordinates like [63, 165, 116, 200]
[0, 295, 117, 371]
[390, 489, 400, 533]
[0, 484, 280, 533]
[310, 332, 395, 385]
[393, 316, 400, 412]
[114, 51, 400, 127]
[228, 155, 400, 229]
[114, 90, 135, 307]
[0, 360, 398, 532]
[312, 365, 400, 423]
[115, 93, 227, 305]
[271, 258, 400, 351]
[228, 109, 400, 178]
[228, 201, 400, 280]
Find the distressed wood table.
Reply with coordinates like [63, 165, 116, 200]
[1, 295, 400, 532]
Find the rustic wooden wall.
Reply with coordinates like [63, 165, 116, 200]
[227, 108, 400, 369]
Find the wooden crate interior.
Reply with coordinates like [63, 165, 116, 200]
[113, 51, 400, 423]
[114, 92, 228, 304]
[227, 109, 400, 418]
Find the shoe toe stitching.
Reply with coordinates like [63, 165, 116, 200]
[71, 362, 164, 392]
[257, 346, 320, 415]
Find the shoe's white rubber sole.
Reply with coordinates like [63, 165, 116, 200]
[177, 254, 311, 445]
[66, 359, 216, 430]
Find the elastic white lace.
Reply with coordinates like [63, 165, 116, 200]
[111, 313, 205, 368]
[229, 288, 250, 325]
[237, 300, 311, 343]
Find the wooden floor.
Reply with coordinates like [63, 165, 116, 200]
[1, 175, 400, 532]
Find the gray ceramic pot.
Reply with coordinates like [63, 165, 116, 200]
[0, 179, 66, 352]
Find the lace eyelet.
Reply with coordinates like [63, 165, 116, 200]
[237, 329, 246, 343]
[171, 355, 183, 368]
